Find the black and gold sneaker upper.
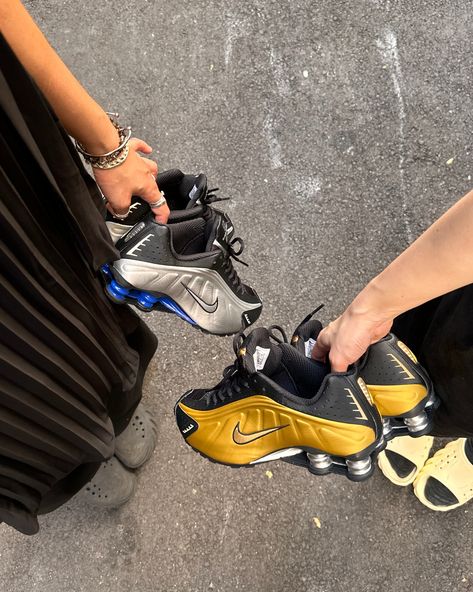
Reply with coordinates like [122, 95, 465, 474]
[358, 333, 433, 419]
[291, 311, 434, 423]
[176, 326, 384, 467]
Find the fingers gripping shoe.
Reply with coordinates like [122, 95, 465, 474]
[175, 326, 384, 481]
[106, 168, 232, 243]
[105, 213, 262, 335]
[291, 311, 438, 440]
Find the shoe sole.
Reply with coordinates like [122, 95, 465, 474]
[380, 390, 439, 440]
[183, 439, 384, 482]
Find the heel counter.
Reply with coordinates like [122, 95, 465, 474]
[315, 373, 381, 430]
[361, 334, 424, 386]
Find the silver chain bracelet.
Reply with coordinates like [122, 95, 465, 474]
[75, 112, 132, 170]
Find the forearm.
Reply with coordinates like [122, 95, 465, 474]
[0, 0, 118, 153]
[352, 189, 473, 320]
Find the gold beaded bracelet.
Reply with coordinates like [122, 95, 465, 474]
[75, 112, 132, 170]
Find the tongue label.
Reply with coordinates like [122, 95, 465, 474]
[253, 346, 271, 371]
[304, 338, 316, 358]
[188, 184, 198, 201]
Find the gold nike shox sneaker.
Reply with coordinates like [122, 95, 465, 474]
[175, 326, 385, 481]
[291, 311, 438, 440]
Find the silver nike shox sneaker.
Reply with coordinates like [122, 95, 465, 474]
[105, 213, 262, 335]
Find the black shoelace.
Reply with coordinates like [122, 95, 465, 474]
[205, 330, 249, 406]
[204, 326, 287, 406]
[216, 236, 248, 292]
[203, 187, 230, 206]
[184, 186, 230, 210]
[199, 188, 246, 290]
[292, 304, 325, 336]
[267, 325, 288, 344]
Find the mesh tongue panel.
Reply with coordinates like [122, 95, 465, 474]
[157, 168, 184, 188]
[169, 218, 206, 255]
[157, 170, 208, 211]
[205, 213, 233, 252]
[292, 319, 323, 357]
[278, 343, 329, 398]
[183, 173, 207, 205]
[168, 205, 205, 223]
[205, 216, 221, 251]
[241, 327, 282, 376]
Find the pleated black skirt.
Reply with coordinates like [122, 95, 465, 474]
[393, 284, 473, 439]
[0, 33, 157, 535]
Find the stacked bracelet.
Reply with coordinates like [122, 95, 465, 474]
[75, 112, 132, 170]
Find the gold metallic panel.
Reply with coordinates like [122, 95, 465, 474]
[179, 395, 375, 466]
[366, 383, 428, 417]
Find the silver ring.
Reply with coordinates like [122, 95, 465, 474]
[112, 213, 128, 220]
[112, 211, 129, 220]
[149, 196, 167, 209]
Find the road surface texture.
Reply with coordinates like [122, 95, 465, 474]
[1, 1, 472, 591]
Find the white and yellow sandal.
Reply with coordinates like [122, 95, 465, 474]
[414, 438, 473, 511]
[378, 435, 434, 486]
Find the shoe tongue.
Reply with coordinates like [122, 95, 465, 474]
[157, 170, 208, 210]
[292, 319, 323, 357]
[168, 204, 205, 223]
[240, 327, 282, 376]
[169, 217, 207, 255]
[205, 214, 233, 252]
[278, 343, 329, 397]
[185, 173, 208, 207]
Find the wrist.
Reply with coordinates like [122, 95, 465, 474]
[347, 277, 402, 324]
[74, 112, 120, 155]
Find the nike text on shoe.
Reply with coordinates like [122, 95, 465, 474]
[291, 310, 438, 440]
[105, 168, 231, 243]
[175, 326, 385, 481]
[105, 213, 262, 335]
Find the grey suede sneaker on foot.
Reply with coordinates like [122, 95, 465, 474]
[114, 403, 158, 469]
[76, 457, 135, 508]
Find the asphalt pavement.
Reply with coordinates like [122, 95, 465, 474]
[1, 1, 472, 591]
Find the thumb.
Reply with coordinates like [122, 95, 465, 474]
[129, 137, 153, 154]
